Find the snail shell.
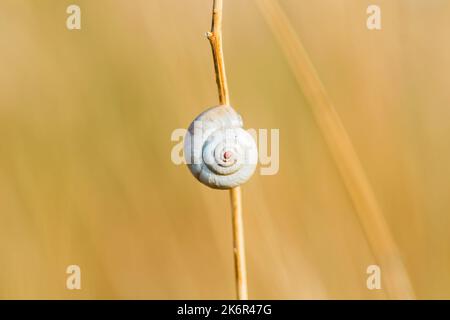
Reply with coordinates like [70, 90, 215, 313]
[184, 105, 258, 189]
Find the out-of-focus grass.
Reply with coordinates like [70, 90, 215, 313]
[0, 0, 449, 299]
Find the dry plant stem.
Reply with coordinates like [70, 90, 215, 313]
[230, 187, 248, 300]
[207, 0, 230, 105]
[207, 0, 248, 300]
[257, 0, 415, 299]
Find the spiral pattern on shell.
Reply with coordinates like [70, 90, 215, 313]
[184, 105, 258, 189]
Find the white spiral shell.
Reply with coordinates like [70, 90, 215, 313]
[184, 105, 258, 189]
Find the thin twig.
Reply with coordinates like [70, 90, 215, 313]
[207, 0, 248, 300]
[207, 0, 230, 105]
[256, 0, 415, 299]
[229, 187, 248, 300]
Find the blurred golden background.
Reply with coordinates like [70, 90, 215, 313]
[0, 0, 449, 299]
